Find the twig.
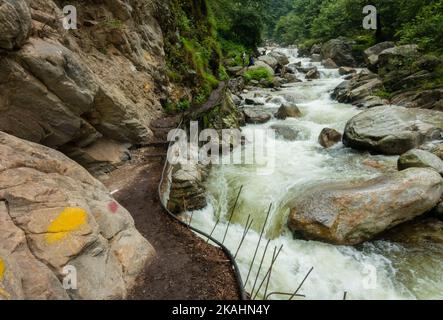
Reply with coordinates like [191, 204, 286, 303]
[222, 186, 244, 244]
[245, 203, 273, 287]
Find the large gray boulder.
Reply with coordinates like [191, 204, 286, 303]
[343, 106, 443, 155]
[258, 55, 278, 69]
[332, 69, 384, 107]
[321, 38, 357, 67]
[288, 168, 443, 245]
[398, 149, 443, 175]
[363, 41, 395, 70]
[269, 51, 289, 66]
[0, 132, 155, 299]
[0, 0, 31, 49]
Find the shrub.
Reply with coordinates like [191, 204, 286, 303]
[244, 67, 273, 83]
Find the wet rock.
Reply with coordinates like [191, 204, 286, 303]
[398, 149, 443, 175]
[288, 168, 443, 245]
[0, 0, 31, 49]
[318, 128, 342, 148]
[339, 67, 356, 76]
[363, 41, 395, 70]
[0, 132, 155, 299]
[243, 109, 272, 124]
[306, 68, 320, 80]
[297, 66, 317, 74]
[311, 54, 321, 62]
[382, 218, 443, 249]
[321, 38, 357, 67]
[275, 104, 302, 120]
[284, 62, 301, 74]
[270, 125, 300, 141]
[322, 58, 338, 69]
[343, 105, 443, 155]
[283, 73, 301, 83]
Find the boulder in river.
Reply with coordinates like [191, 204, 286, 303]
[270, 125, 300, 141]
[288, 168, 443, 245]
[339, 67, 356, 76]
[318, 128, 342, 148]
[322, 58, 338, 69]
[243, 109, 272, 124]
[275, 104, 302, 120]
[343, 105, 443, 155]
[306, 68, 320, 80]
[398, 149, 443, 175]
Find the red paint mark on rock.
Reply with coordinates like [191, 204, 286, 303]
[108, 201, 119, 214]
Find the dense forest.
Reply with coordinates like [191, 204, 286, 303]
[163, 0, 442, 111]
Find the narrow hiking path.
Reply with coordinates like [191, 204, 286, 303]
[100, 142, 240, 300]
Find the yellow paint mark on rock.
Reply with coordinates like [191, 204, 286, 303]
[0, 287, 10, 299]
[45, 208, 87, 244]
[0, 257, 5, 280]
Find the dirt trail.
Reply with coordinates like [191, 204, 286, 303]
[101, 147, 240, 300]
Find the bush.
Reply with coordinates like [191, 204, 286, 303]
[243, 67, 273, 83]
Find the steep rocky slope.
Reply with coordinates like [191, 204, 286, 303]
[0, 0, 169, 173]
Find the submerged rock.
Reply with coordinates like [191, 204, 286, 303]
[270, 125, 300, 141]
[318, 128, 342, 148]
[306, 68, 320, 80]
[343, 105, 443, 155]
[398, 149, 443, 175]
[288, 168, 443, 245]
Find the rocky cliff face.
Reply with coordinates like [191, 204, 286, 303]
[0, 0, 169, 172]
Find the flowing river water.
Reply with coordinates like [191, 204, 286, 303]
[187, 48, 443, 300]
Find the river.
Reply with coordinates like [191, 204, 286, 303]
[187, 48, 443, 300]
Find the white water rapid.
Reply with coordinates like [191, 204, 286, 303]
[187, 48, 443, 300]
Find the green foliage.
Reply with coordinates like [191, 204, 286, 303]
[273, 0, 442, 54]
[162, 0, 223, 110]
[243, 67, 273, 83]
[397, 0, 443, 52]
[373, 89, 392, 100]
